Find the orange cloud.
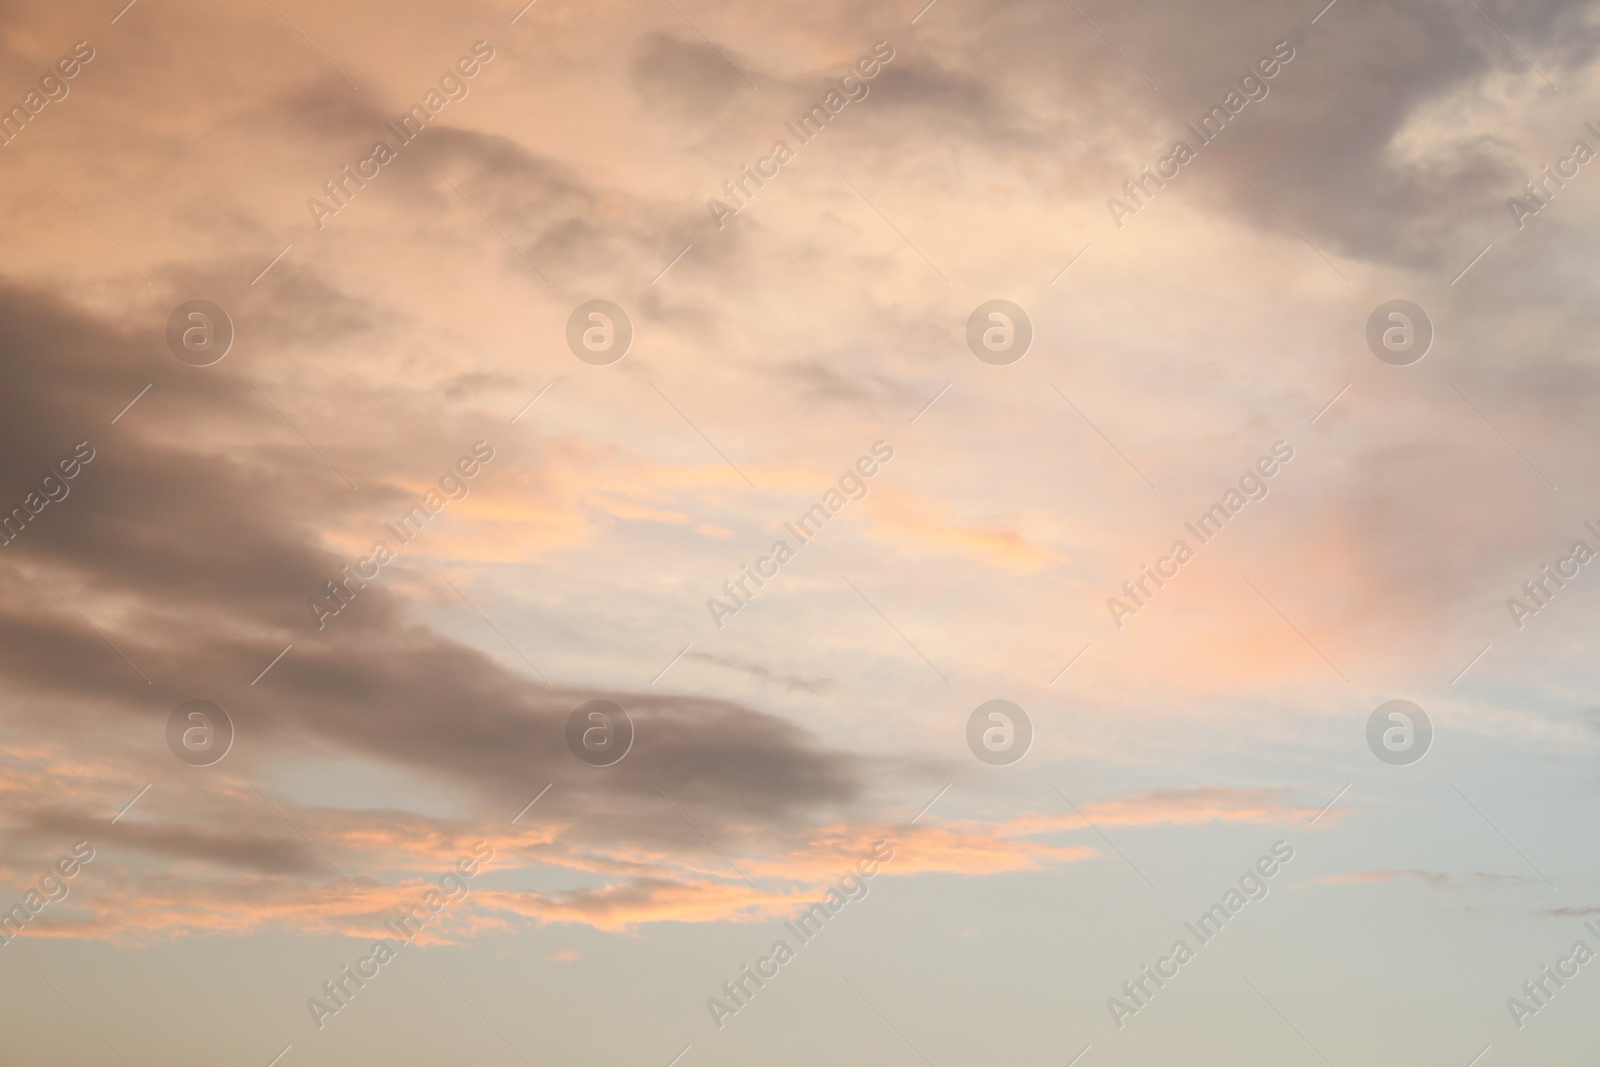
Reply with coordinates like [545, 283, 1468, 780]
[1002, 786, 1333, 837]
[864, 486, 1058, 573]
[0, 767, 1338, 943]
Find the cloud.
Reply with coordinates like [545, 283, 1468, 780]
[4, 0, 1600, 990]
[1319, 869, 1535, 890]
[0, 281, 901, 938]
[686, 651, 833, 693]
[1069, 786, 1332, 828]
[630, 33, 753, 116]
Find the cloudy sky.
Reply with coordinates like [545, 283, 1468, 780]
[2, 0, 1600, 1063]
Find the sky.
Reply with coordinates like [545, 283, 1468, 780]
[1, 0, 1599, 1064]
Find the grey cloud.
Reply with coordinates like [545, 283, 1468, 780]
[686, 650, 833, 693]
[828, 0, 1600, 271]
[630, 33, 753, 115]
[23, 812, 328, 877]
[778, 358, 922, 409]
[0, 282, 908, 874]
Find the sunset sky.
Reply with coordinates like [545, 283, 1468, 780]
[3, 0, 1600, 1063]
